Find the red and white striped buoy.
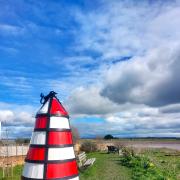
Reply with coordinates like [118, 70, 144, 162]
[22, 91, 79, 180]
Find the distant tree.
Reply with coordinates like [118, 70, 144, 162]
[104, 134, 114, 140]
[71, 126, 80, 144]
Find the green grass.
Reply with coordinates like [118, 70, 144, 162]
[0, 153, 131, 180]
[0, 165, 23, 180]
[143, 149, 180, 179]
[119, 148, 180, 180]
[79, 152, 131, 180]
[0, 149, 179, 180]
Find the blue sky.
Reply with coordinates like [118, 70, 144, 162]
[0, 0, 180, 138]
[0, 0, 98, 104]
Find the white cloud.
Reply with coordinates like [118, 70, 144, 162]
[66, 45, 180, 137]
[64, 1, 180, 137]
[0, 110, 14, 122]
[0, 75, 33, 93]
[0, 102, 35, 125]
[74, 1, 180, 60]
[101, 43, 180, 106]
[72, 104, 180, 137]
[0, 103, 35, 138]
[0, 24, 24, 36]
[0, 109, 34, 125]
[159, 103, 180, 114]
[65, 86, 120, 116]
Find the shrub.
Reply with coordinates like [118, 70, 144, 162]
[15, 138, 30, 144]
[121, 147, 135, 167]
[80, 141, 97, 153]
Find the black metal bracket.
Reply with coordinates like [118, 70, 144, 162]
[40, 91, 57, 104]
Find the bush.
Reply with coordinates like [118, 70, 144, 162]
[121, 147, 135, 167]
[15, 138, 30, 144]
[80, 141, 97, 153]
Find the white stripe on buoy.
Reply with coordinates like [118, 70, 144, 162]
[37, 99, 50, 114]
[69, 177, 79, 180]
[49, 117, 70, 129]
[30, 131, 46, 145]
[48, 147, 75, 160]
[22, 162, 44, 179]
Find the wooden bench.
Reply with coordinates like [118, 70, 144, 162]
[77, 152, 96, 168]
[107, 145, 119, 154]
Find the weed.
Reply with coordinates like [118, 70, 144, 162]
[120, 147, 177, 180]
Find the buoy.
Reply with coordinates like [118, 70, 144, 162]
[22, 91, 79, 180]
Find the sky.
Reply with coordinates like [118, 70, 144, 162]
[0, 0, 180, 138]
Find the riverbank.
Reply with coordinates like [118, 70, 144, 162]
[79, 138, 180, 151]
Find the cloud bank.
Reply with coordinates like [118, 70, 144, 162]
[66, 0, 180, 137]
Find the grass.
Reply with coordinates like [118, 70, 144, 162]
[0, 149, 179, 180]
[119, 148, 180, 180]
[0, 165, 23, 180]
[79, 152, 131, 180]
[143, 149, 180, 179]
[0, 153, 131, 180]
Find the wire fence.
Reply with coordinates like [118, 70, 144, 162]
[0, 143, 29, 179]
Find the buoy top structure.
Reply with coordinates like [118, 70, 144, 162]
[22, 91, 79, 180]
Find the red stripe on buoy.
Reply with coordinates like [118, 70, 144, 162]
[48, 131, 73, 145]
[50, 98, 68, 116]
[35, 116, 47, 129]
[26, 147, 45, 161]
[46, 160, 78, 179]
